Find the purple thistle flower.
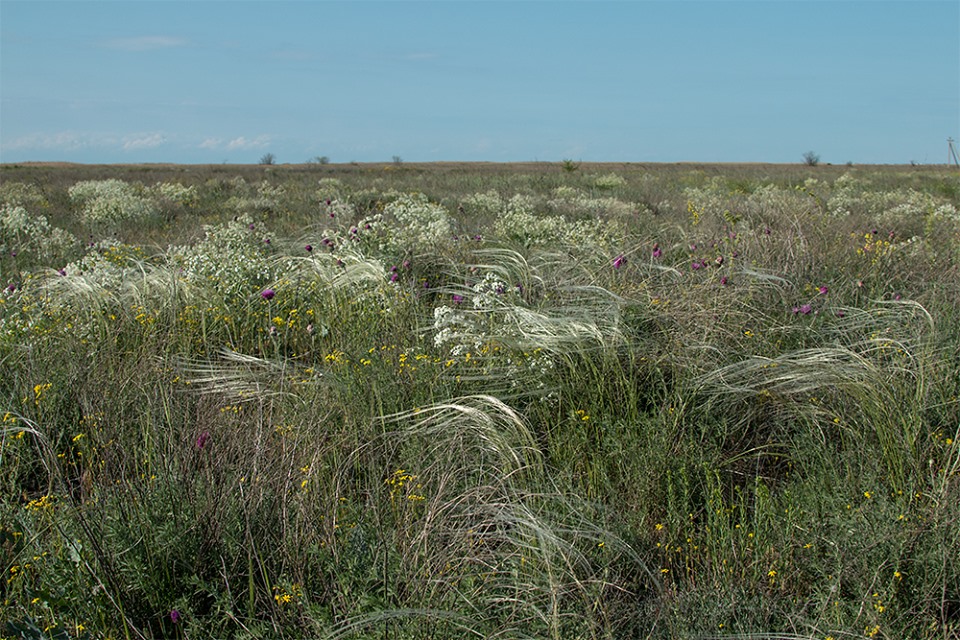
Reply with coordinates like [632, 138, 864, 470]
[6, 284, 15, 292]
[792, 306, 800, 315]
[196, 431, 210, 450]
[402, 260, 410, 269]
[58, 269, 67, 276]
[263, 238, 271, 245]
[613, 254, 626, 270]
[691, 260, 703, 271]
[305, 244, 313, 252]
[720, 276, 728, 286]
[260, 288, 275, 300]
[452, 294, 464, 304]
[350, 226, 358, 235]
[170, 610, 181, 624]
[248, 223, 255, 230]
[389, 273, 399, 283]
[799, 304, 812, 315]
[652, 243, 662, 259]
[818, 285, 828, 295]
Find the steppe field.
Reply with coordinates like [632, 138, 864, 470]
[1, 161, 958, 639]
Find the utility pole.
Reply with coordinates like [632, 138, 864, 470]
[949, 138, 960, 168]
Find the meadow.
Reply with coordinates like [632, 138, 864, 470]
[1, 161, 958, 639]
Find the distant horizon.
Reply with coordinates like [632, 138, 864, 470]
[3, 1, 957, 166]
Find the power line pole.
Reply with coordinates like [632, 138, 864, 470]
[949, 138, 960, 168]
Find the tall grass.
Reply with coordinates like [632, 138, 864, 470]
[1, 162, 958, 639]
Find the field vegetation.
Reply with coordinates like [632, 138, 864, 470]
[1, 161, 958, 639]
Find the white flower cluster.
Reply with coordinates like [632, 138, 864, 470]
[591, 173, 627, 190]
[0, 182, 46, 208]
[828, 176, 958, 223]
[461, 190, 504, 217]
[0, 204, 77, 265]
[226, 180, 286, 214]
[494, 194, 622, 251]
[380, 192, 452, 252]
[173, 216, 274, 300]
[150, 182, 198, 207]
[315, 178, 346, 203]
[546, 187, 637, 218]
[68, 179, 159, 226]
[433, 272, 524, 354]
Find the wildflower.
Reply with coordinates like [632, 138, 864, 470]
[196, 431, 211, 450]
[263, 237, 270, 244]
[452, 294, 464, 304]
[715, 255, 724, 266]
[260, 288, 275, 300]
[390, 273, 399, 283]
[720, 276, 728, 286]
[818, 285, 829, 295]
[6, 284, 15, 292]
[691, 260, 704, 271]
[613, 254, 626, 269]
[652, 243, 662, 258]
[305, 244, 313, 252]
[402, 260, 411, 269]
[58, 269, 66, 276]
[170, 610, 181, 624]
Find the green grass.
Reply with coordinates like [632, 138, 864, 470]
[1, 162, 958, 639]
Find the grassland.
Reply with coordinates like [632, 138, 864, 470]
[1, 161, 958, 639]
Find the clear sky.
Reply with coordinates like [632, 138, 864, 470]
[2, 0, 958, 165]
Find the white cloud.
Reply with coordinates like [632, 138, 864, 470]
[102, 36, 187, 52]
[199, 137, 223, 150]
[225, 135, 272, 151]
[123, 133, 167, 150]
[3, 131, 104, 151]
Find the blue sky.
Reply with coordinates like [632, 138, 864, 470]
[2, 1, 957, 164]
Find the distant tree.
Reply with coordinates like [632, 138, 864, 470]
[802, 151, 820, 167]
[392, 155, 403, 165]
[259, 153, 276, 165]
[561, 159, 580, 173]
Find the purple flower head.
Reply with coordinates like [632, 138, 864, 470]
[350, 226, 358, 235]
[402, 260, 411, 269]
[715, 255, 724, 267]
[6, 283, 16, 293]
[325, 199, 331, 206]
[720, 276, 728, 286]
[170, 610, 181, 624]
[818, 285, 828, 295]
[389, 273, 399, 283]
[390, 265, 398, 273]
[452, 294, 464, 304]
[263, 238, 271, 245]
[691, 260, 704, 271]
[305, 244, 313, 252]
[58, 269, 67, 276]
[652, 243, 662, 259]
[799, 304, 812, 315]
[612, 254, 626, 270]
[249, 223, 256, 230]
[764, 227, 771, 235]
[474, 235, 482, 241]
[836, 310, 846, 318]
[364, 223, 371, 230]
[329, 212, 335, 218]
[196, 431, 211, 450]
[260, 288, 275, 300]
